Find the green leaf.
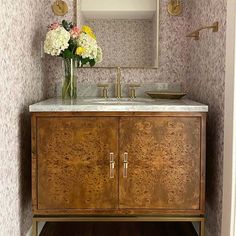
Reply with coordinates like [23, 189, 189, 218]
[62, 49, 74, 59]
[68, 39, 77, 54]
[68, 22, 74, 29]
[62, 20, 68, 30]
[62, 20, 74, 31]
[89, 59, 96, 67]
[81, 57, 90, 65]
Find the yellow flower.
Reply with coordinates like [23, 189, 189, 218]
[82, 25, 96, 39]
[76, 47, 85, 56]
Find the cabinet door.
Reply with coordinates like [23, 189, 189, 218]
[37, 117, 118, 210]
[119, 117, 201, 210]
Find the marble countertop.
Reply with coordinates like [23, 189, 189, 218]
[29, 98, 208, 112]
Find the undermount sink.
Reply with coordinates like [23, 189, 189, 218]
[82, 98, 154, 104]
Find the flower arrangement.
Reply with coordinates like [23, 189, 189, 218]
[44, 20, 102, 66]
[44, 20, 102, 99]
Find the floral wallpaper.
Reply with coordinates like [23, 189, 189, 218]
[0, 0, 45, 236]
[86, 19, 155, 67]
[187, 0, 227, 235]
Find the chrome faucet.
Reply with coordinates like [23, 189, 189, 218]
[115, 67, 122, 98]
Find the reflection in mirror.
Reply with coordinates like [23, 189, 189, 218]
[77, 0, 159, 68]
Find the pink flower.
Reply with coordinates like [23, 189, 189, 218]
[70, 26, 81, 38]
[48, 22, 60, 30]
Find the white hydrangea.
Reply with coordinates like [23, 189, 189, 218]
[77, 32, 98, 60]
[44, 27, 70, 56]
[96, 46, 103, 63]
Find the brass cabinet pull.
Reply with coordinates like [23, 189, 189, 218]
[110, 153, 115, 178]
[123, 152, 128, 178]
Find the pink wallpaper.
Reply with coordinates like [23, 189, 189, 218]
[0, 0, 46, 235]
[43, 0, 191, 98]
[86, 19, 155, 67]
[187, 0, 227, 235]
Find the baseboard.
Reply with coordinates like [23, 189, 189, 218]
[25, 222, 46, 236]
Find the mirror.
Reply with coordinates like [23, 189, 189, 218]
[77, 0, 159, 68]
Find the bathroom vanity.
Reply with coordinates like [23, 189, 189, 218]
[30, 98, 208, 236]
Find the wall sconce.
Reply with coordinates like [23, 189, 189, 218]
[52, 0, 68, 16]
[167, 0, 183, 16]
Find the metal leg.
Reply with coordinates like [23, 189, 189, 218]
[32, 219, 38, 236]
[199, 219, 205, 236]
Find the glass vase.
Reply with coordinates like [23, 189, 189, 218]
[62, 58, 77, 99]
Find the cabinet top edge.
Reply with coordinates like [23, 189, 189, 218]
[31, 112, 207, 117]
[29, 98, 208, 113]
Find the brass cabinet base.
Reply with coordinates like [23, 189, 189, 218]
[33, 216, 205, 236]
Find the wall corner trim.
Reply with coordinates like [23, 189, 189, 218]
[222, 0, 236, 235]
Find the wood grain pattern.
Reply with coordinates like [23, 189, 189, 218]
[31, 115, 38, 211]
[40, 222, 198, 236]
[31, 112, 206, 216]
[200, 115, 206, 211]
[32, 112, 205, 117]
[33, 208, 204, 215]
[119, 117, 201, 210]
[37, 117, 118, 210]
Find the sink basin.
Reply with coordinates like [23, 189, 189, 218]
[82, 98, 154, 104]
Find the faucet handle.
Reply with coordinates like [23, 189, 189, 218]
[129, 84, 141, 99]
[97, 84, 109, 98]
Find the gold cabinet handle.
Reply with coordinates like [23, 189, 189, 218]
[123, 152, 128, 178]
[110, 153, 115, 179]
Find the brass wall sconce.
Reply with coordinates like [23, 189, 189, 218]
[186, 22, 219, 40]
[167, 0, 183, 16]
[52, 0, 68, 16]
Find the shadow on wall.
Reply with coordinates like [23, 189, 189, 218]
[205, 107, 223, 234]
[17, 26, 47, 235]
[18, 108, 33, 235]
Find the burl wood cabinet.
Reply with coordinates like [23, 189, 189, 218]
[31, 112, 206, 236]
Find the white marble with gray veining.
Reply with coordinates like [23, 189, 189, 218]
[29, 98, 208, 112]
[54, 83, 182, 98]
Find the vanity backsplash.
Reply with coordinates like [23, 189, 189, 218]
[53, 82, 182, 98]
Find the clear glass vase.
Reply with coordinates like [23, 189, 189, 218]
[62, 58, 77, 99]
